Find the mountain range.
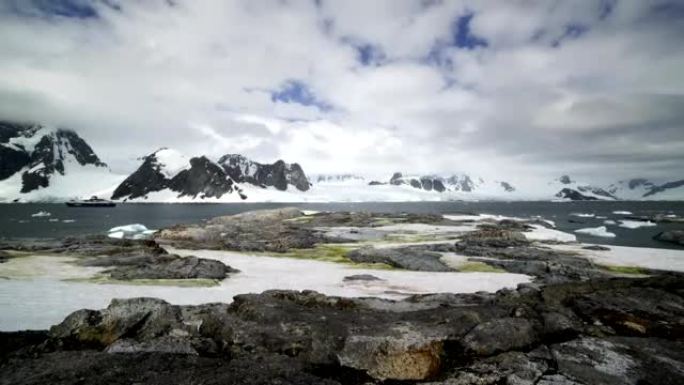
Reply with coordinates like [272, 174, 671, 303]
[1, 121, 682, 202]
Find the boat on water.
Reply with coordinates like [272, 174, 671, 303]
[66, 196, 116, 207]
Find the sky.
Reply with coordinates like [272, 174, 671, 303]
[0, 0, 682, 183]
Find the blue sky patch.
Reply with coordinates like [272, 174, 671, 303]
[356, 43, 386, 66]
[16, 0, 99, 19]
[453, 13, 488, 49]
[271, 80, 332, 111]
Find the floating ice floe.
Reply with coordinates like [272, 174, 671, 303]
[612, 210, 633, 215]
[107, 224, 156, 240]
[62, 219, 76, 223]
[30, 211, 51, 217]
[618, 220, 656, 229]
[48, 218, 59, 222]
[604, 220, 617, 225]
[569, 213, 595, 218]
[524, 225, 576, 243]
[575, 226, 616, 238]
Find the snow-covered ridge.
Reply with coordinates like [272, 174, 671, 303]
[0, 120, 122, 202]
[153, 148, 189, 178]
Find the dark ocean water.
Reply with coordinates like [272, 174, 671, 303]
[0, 201, 683, 250]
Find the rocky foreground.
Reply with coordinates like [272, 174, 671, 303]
[1, 208, 683, 384]
[1, 275, 683, 384]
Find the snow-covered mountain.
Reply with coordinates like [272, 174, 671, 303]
[314, 174, 366, 184]
[217, 154, 310, 191]
[0, 121, 122, 202]
[112, 150, 311, 202]
[384, 172, 517, 196]
[112, 148, 246, 201]
[0, 122, 681, 202]
[607, 178, 684, 201]
[549, 175, 617, 201]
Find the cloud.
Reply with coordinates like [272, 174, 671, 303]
[0, 0, 682, 182]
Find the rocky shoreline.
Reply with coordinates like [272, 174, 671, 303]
[1, 208, 683, 384]
[1, 275, 683, 384]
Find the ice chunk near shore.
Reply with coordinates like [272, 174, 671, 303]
[612, 210, 633, 215]
[31, 211, 51, 217]
[619, 220, 656, 229]
[108, 224, 156, 240]
[569, 213, 595, 218]
[524, 225, 576, 242]
[575, 226, 616, 238]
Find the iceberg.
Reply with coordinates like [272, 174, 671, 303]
[575, 226, 616, 238]
[107, 224, 156, 240]
[619, 220, 656, 229]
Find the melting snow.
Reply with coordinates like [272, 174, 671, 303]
[0, 251, 531, 330]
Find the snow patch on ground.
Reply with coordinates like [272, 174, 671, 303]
[0, 250, 531, 330]
[551, 244, 684, 273]
[575, 226, 616, 238]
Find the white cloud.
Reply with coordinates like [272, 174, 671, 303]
[0, 0, 682, 182]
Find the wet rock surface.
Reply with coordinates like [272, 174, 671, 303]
[1, 275, 683, 384]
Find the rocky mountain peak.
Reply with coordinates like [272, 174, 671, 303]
[0, 120, 107, 193]
[217, 154, 310, 191]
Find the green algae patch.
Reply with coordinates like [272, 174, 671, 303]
[284, 216, 314, 224]
[282, 244, 353, 263]
[456, 261, 507, 273]
[600, 264, 649, 276]
[268, 244, 394, 270]
[64, 275, 221, 287]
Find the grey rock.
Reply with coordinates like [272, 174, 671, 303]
[462, 318, 539, 356]
[582, 245, 611, 251]
[654, 230, 684, 246]
[105, 337, 198, 355]
[343, 274, 384, 282]
[347, 246, 452, 271]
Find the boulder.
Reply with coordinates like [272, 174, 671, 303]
[654, 230, 684, 246]
[337, 325, 444, 381]
[462, 318, 539, 356]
